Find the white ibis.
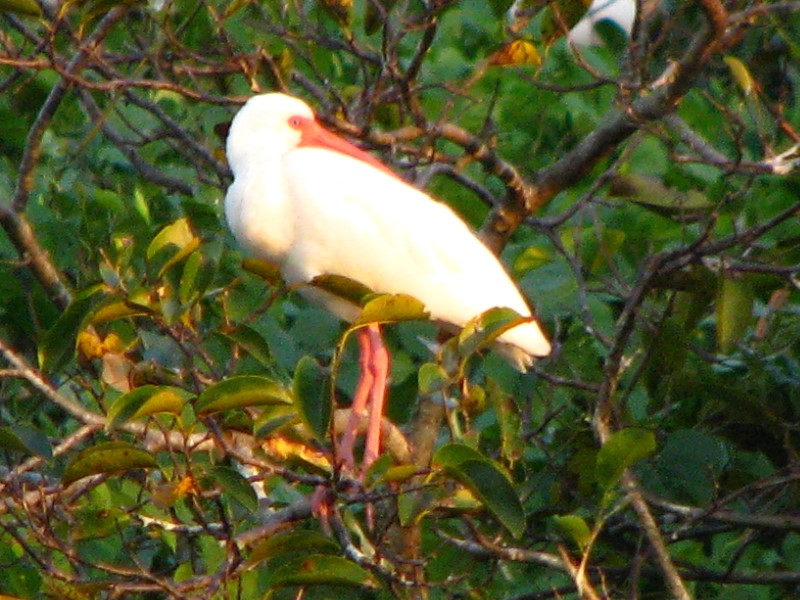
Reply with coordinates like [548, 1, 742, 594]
[224, 93, 550, 477]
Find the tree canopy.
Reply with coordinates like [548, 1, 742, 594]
[2, 1, 800, 598]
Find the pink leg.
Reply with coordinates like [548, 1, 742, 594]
[339, 329, 375, 470]
[361, 324, 389, 477]
[337, 324, 390, 477]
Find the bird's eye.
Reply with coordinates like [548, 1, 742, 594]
[288, 116, 302, 129]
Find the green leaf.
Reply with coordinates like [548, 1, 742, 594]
[378, 464, 420, 484]
[644, 318, 689, 395]
[292, 355, 330, 440]
[147, 217, 195, 260]
[218, 324, 273, 368]
[434, 443, 525, 538]
[89, 299, 151, 324]
[196, 376, 293, 415]
[457, 307, 527, 358]
[433, 443, 485, 467]
[364, 0, 396, 34]
[724, 56, 755, 95]
[588, 228, 626, 274]
[107, 385, 191, 429]
[352, 293, 429, 327]
[550, 514, 592, 550]
[595, 428, 657, 491]
[716, 275, 754, 354]
[540, 0, 592, 43]
[489, 380, 523, 466]
[0, 0, 41, 15]
[253, 404, 300, 438]
[609, 174, 715, 221]
[269, 554, 376, 589]
[207, 465, 258, 513]
[242, 257, 284, 285]
[39, 287, 103, 373]
[513, 245, 551, 275]
[179, 249, 215, 305]
[418, 362, 450, 394]
[248, 531, 339, 566]
[146, 218, 201, 278]
[62, 441, 157, 486]
[647, 429, 728, 506]
[308, 273, 373, 305]
[0, 425, 53, 459]
[450, 460, 526, 538]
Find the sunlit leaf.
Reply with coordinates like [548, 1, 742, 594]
[270, 554, 376, 588]
[457, 307, 528, 358]
[62, 441, 157, 486]
[595, 428, 656, 491]
[0, 0, 40, 14]
[353, 293, 429, 327]
[292, 355, 330, 440]
[146, 218, 201, 278]
[152, 475, 196, 509]
[308, 273, 373, 305]
[147, 217, 194, 259]
[724, 56, 755, 96]
[488, 39, 541, 66]
[196, 376, 293, 415]
[261, 435, 332, 473]
[241, 257, 284, 285]
[107, 385, 191, 429]
[378, 464, 419, 484]
[88, 299, 150, 324]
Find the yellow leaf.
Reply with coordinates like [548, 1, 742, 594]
[152, 475, 196, 509]
[489, 39, 541, 67]
[723, 56, 755, 96]
[262, 435, 332, 472]
[77, 329, 105, 361]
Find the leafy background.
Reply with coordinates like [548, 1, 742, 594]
[1, 0, 800, 598]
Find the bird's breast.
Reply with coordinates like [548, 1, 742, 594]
[224, 162, 295, 265]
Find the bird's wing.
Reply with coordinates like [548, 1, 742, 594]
[280, 147, 550, 358]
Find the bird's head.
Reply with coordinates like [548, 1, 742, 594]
[226, 93, 315, 175]
[226, 92, 399, 181]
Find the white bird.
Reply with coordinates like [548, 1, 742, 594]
[569, 0, 636, 47]
[225, 93, 550, 475]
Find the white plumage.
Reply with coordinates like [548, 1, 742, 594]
[225, 93, 550, 370]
